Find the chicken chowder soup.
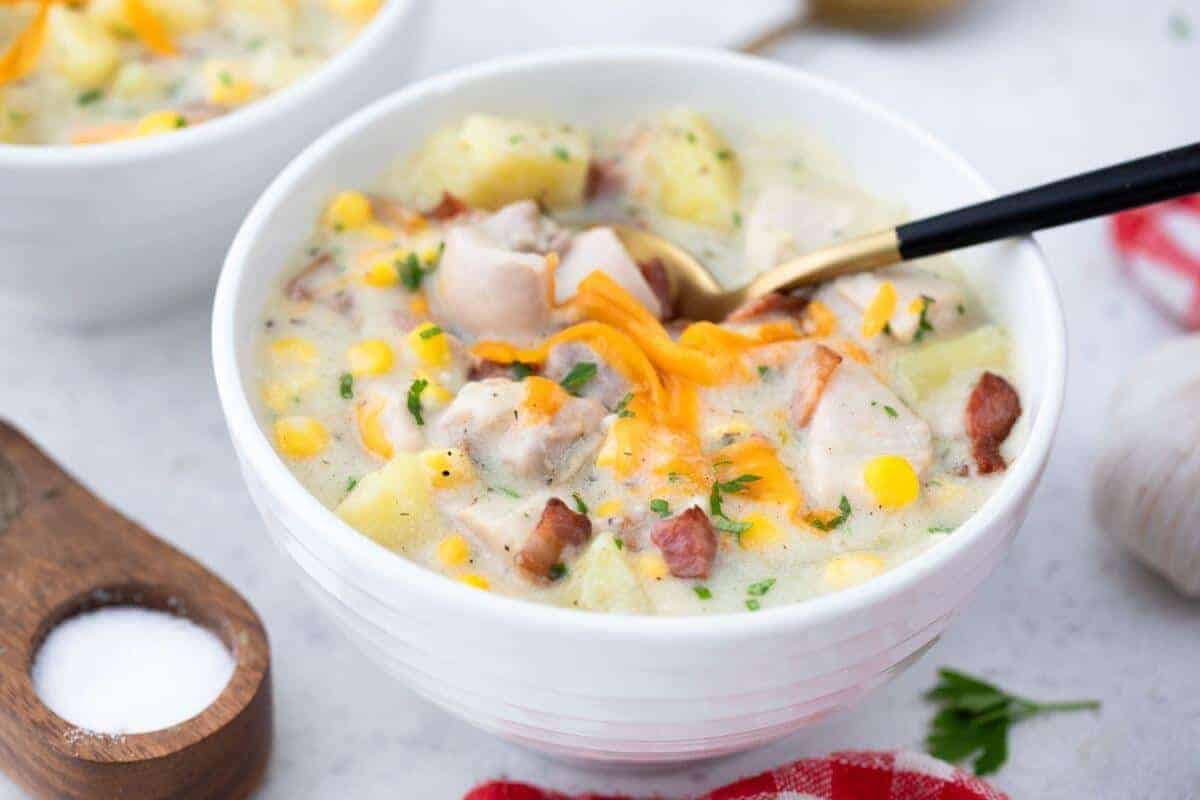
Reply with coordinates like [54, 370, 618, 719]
[255, 111, 1025, 615]
[0, 0, 377, 145]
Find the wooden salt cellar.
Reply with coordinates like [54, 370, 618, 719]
[0, 421, 272, 799]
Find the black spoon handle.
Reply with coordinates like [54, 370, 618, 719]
[897, 142, 1200, 259]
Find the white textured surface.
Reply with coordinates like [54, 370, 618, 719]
[1, 0, 1197, 797]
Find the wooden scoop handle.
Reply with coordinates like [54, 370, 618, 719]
[0, 420, 272, 800]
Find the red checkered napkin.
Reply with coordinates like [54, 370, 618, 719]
[1112, 196, 1200, 328]
[464, 750, 1008, 800]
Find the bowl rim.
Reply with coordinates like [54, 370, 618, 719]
[0, 0, 419, 168]
[213, 45, 1066, 643]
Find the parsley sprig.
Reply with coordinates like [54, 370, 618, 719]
[406, 378, 428, 425]
[807, 495, 851, 532]
[925, 668, 1099, 776]
[559, 361, 597, 395]
[913, 295, 936, 342]
[708, 474, 760, 537]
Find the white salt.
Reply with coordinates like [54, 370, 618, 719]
[32, 606, 235, 735]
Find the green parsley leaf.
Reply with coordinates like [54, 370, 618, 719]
[419, 325, 443, 340]
[548, 562, 568, 581]
[956, 303, 966, 316]
[407, 378, 428, 425]
[77, 89, 103, 106]
[807, 495, 852, 532]
[715, 148, 733, 161]
[693, 585, 712, 599]
[732, 210, 743, 228]
[509, 134, 524, 145]
[929, 525, 955, 534]
[572, 492, 588, 515]
[339, 372, 354, 400]
[615, 392, 635, 418]
[511, 362, 533, 381]
[345, 477, 358, 493]
[559, 361, 597, 394]
[713, 516, 751, 535]
[914, 295, 936, 342]
[218, 69, 233, 87]
[246, 36, 265, 51]
[494, 486, 520, 498]
[399, 252, 424, 291]
[757, 365, 770, 378]
[684, 130, 697, 144]
[747, 578, 775, 597]
[745, 598, 761, 611]
[883, 405, 899, 418]
[613, 537, 624, 550]
[650, 498, 670, 518]
[717, 474, 761, 494]
[553, 145, 570, 162]
[924, 668, 1099, 776]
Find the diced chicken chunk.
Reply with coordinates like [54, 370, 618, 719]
[544, 341, 630, 411]
[835, 267, 966, 344]
[746, 184, 858, 271]
[553, 227, 663, 318]
[476, 200, 570, 253]
[428, 225, 553, 342]
[451, 491, 551, 555]
[433, 378, 606, 483]
[804, 360, 933, 508]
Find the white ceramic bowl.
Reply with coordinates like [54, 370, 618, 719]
[0, 0, 428, 327]
[213, 47, 1066, 764]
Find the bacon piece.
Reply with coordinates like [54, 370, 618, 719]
[515, 498, 593, 581]
[726, 291, 809, 323]
[650, 506, 718, 579]
[638, 258, 675, 321]
[585, 159, 622, 200]
[791, 344, 843, 428]
[965, 372, 1021, 474]
[426, 192, 470, 221]
[284, 253, 332, 302]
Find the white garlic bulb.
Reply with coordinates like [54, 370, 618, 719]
[1092, 335, 1200, 596]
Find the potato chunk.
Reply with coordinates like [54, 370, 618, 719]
[45, 6, 120, 90]
[895, 325, 1010, 400]
[643, 110, 741, 230]
[335, 453, 439, 552]
[569, 533, 649, 614]
[412, 114, 590, 211]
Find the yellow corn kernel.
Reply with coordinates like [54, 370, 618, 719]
[594, 498, 623, 518]
[269, 336, 318, 365]
[133, 110, 186, 137]
[520, 376, 568, 422]
[908, 297, 925, 314]
[355, 396, 393, 460]
[362, 253, 400, 288]
[823, 552, 886, 589]
[409, 295, 429, 316]
[459, 573, 490, 590]
[861, 282, 897, 339]
[437, 534, 470, 567]
[421, 448, 474, 488]
[326, 0, 379, 18]
[637, 553, 669, 580]
[863, 455, 920, 509]
[347, 339, 394, 376]
[273, 416, 328, 459]
[414, 371, 453, 405]
[407, 321, 451, 367]
[203, 60, 255, 107]
[738, 513, 784, 550]
[804, 299, 837, 338]
[326, 190, 372, 231]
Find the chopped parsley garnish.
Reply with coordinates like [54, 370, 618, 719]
[571, 493, 588, 514]
[757, 365, 770, 378]
[494, 486, 520, 498]
[747, 578, 776, 597]
[77, 89, 103, 106]
[406, 378, 428, 425]
[929, 525, 955, 534]
[345, 477, 358, 493]
[716, 474, 761, 494]
[914, 295, 936, 342]
[218, 70, 234, 87]
[398, 252, 424, 291]
[883, 405, 899, 418]
[684, 130, 697, 144]
[667, 471, 682, 483]
[615, 392, 635, 418]
[559, 361, 597, 394]
[548, 562, 568, 581]
[693, 585, 712, 600]
[509, 134, 524, 145]
[715, 148, 733, 161]
[419, 325, 443, 339]
[883, 322, 893, 336]
[511, 362, 533, 381]
[613, 537, 624, 550]
[925, 668, 1100, 776]
[174, 114, 187, 128]
[650, 498, 670, 518]
[247, 36, 265, 51]
[807, 495, 852, 532]
[732, 210, 743, 228]
[552, 145, 570, 162]
[956, 303, 966, 316]
[339, 372, 354, 400]
[713, 516, 751, 535]
[745, 598, 761, 611]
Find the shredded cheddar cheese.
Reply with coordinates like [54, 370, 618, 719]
[713, 437, 805, 520]
[861, 281, 897, 339]
[520, 375, 568, 422]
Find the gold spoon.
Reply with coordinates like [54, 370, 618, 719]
[611, 142, 1200, 321]
[738, 0, 968, 54]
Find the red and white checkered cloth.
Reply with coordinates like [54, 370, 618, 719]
[464, 751, 1008, 800]
[1112, 195, 1200, 328]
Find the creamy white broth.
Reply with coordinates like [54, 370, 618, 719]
[0, 0, 374, 145]
[254, 111, 1024, 615]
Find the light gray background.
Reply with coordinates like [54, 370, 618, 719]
[2, 1, 1198, 797]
